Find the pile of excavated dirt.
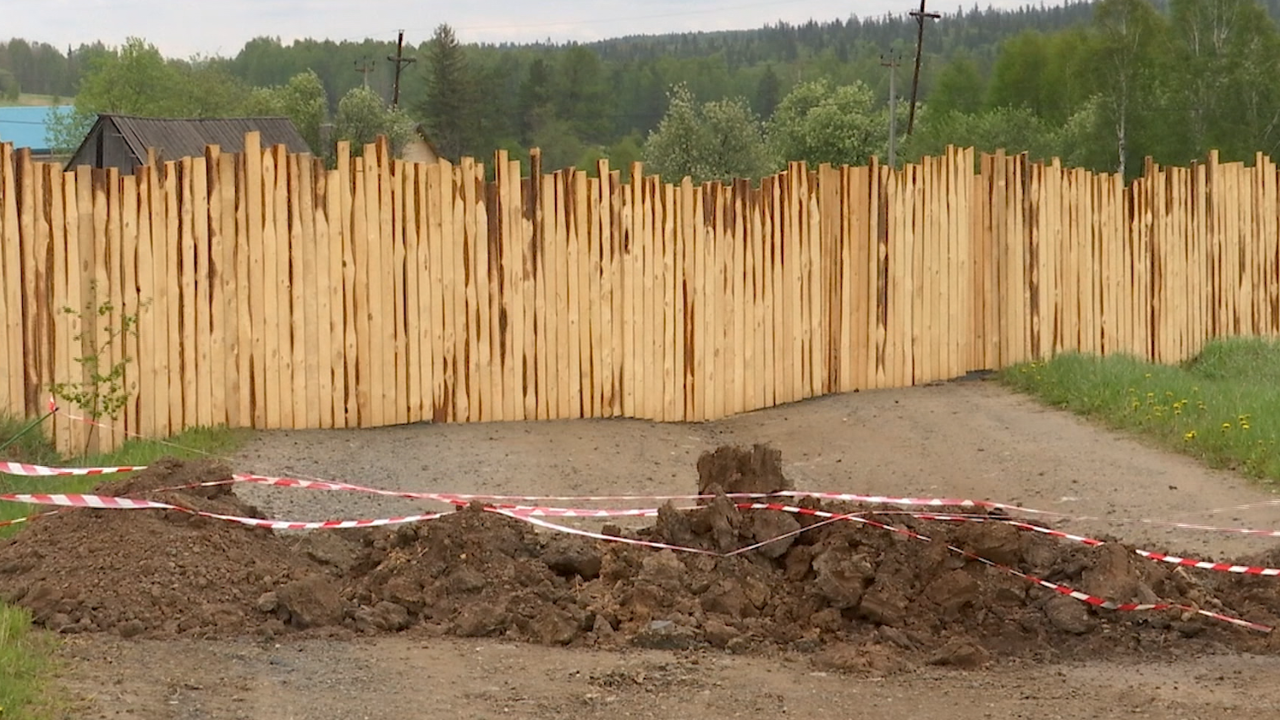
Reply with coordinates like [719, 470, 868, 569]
[0, 458, 339, 639]
[3, 447, 1280, 670]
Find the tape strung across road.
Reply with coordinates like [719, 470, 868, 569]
[0, 461, 150, 476]
[0, 492, 448, 530]
[0, 487, 1275, 633]
[735, 502, 1275, 634]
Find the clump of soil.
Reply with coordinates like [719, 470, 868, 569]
[2, 451, 1280, 670]
[0, 458, 335, 638]
[696, 444, 791, 497]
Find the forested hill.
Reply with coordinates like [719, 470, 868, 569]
[587, 2, 1097, 65]
[8, 0, 1280, 181]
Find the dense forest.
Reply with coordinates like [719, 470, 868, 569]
[4, 0, 1280, 180]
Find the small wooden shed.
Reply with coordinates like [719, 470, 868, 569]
[65, 114, 311, 173]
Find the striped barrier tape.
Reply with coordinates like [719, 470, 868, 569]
[0, 461, 149, 477]
[0, 488, 1271, 632]
[0, 492, 448, 531]
[734, 502, 1274, 633]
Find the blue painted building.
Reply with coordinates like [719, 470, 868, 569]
[0, 105, 73, 156]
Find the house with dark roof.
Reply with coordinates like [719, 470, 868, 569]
[66, 114, 311, 174]
[0, 105, 74, 157]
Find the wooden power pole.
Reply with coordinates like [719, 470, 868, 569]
[907, 0, 940, 135]
[881, 52, 900, 167]
[354, 58, 375, 88]
[387, 30, 416, 108]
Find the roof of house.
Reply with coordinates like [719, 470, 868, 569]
[95, 114, 311, 161]
[0, 105, 73, 152]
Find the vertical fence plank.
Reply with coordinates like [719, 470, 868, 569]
[204, 149, 227, 429]
[119, 173, 140, 439]
[408, 163, 429, 424]
[593, 164, 611, 418]
[0, 146, 21, 416]
[298, 154, 321, 428]
[98, 168, 121, 448]
[313, 160, 335, 429]
[481, 159, 501, 421]
[175, 158, 197, 432]
[467, 160, 492, 422]
[424, 162, 445, 421]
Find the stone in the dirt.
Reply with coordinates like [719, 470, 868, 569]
[813, 643, 907, 675]
[700, 579, 752, 618]
[255, 591, 279, 613]
[746, 511, 801, 559]
[295, 534, 360, 574]
[702, 619, 740, 649]
[354, 601, 411, 632]
[639, 551, 686, 592]
[446, 566, 488, 594]
[858, 585, 908, 627]
[541, 537, 603, 580]
[695, 444, 793, 496]
[1081, 544, 1141, 602]
[1044, 596, 1096, 635]
[811, 545, 875, 609]
[923, 570, 980, 618]
[116, 620, 145, 639]
[697, 491, 744, 553]
[275, 575, 345, 629]
[957, 523, 1022, 566]
[631, 622, 698, 650]
[453, 603, 509, 637]
[531, 606, 579, 645]
[927, 639, 990, 668]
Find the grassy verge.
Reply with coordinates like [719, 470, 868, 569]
[0, 420, 251, 533]
[0, 604, 54, 719]
[1000, 337, 1280, 484]
[0, 416, 250, 718]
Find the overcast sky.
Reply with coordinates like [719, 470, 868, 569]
[6, 0, 1047, 58]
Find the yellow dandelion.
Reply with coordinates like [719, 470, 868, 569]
[1223, 422, 1233, 431]
[1184, 430, 1197, 441]
[1145, 373, 1152, 378]
[1242, 422, 1251, 430]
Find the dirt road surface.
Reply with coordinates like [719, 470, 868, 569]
[51, 381, 1280, 719]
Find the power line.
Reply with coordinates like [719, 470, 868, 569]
[386, 30, 416, 109]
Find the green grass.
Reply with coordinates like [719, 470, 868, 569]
[0, 604, 55, 720]
[0, 420, 251, 534]
[0, 416, 250, 718]
[0, 93, 62, 107]
[1000, 337, 1280, 484]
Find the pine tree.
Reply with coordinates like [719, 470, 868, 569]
[418, 24, 474, 160]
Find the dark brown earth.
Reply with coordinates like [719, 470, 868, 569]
[5, 449, 1280, 672]
[15, 381, 1280, 719]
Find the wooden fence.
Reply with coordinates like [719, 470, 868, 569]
[1, 135, 1277, 453]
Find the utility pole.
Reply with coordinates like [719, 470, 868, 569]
[386, 30, 416, 108]
[907, 0, 940, 135]
[881, 52, 900, 167]
[354, 58, 374, 88]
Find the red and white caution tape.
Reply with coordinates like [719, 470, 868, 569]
[0, 492, 447, 530]
[737, 502, 1273, 633]
[0, 461, 148, 477]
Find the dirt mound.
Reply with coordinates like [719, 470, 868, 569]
[695, 444, 791, 496]
[0, 458, 335, 639]
[341, 496, 1280, 665]
[2, 453, 1280, 669]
